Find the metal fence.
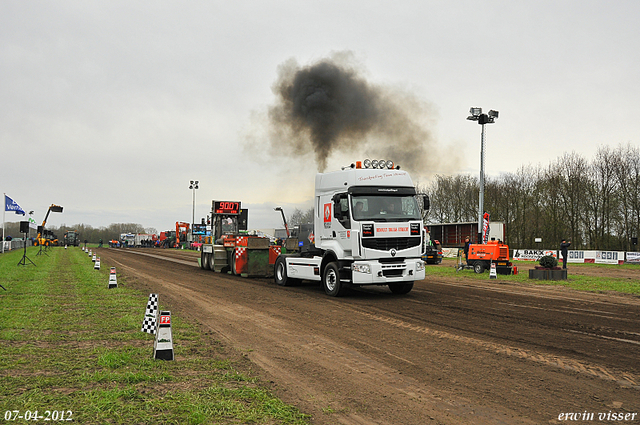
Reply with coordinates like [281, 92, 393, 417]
[1, 239, 33, 252]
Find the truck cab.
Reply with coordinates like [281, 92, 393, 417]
[275, 160, 428, 296]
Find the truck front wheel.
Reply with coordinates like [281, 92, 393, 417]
[323, 262, 345, 297]
[389, 282, 414, 294]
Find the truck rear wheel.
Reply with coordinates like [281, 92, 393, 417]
[323, 262, 345, 297]
[389, 282, 414, 294]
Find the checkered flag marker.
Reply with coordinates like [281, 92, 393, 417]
[141, 293, 159, 334]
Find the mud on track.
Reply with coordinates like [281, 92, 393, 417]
[97, 247, 640, 425]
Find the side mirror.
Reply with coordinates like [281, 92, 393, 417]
[423, 195, 430, 212]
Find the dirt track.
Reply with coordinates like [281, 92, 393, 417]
[96, 247, 640, 425]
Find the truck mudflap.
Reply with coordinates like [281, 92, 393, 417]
[351, 259, 425, 284]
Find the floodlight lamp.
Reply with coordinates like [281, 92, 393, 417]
[470, 107, 482, 116]
[363, 158, 372, 168]
[274, 206, 282, 212]
[371, 159, 379, 168]
[488, 110, 499, 118]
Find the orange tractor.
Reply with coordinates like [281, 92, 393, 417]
[467, 240, 513, 274]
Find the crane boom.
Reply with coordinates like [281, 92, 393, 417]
[35, 204, 63, 246]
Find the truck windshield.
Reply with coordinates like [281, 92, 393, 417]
[351, 195, 421, 222]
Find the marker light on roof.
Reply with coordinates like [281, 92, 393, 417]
[361, 158, 398, 169]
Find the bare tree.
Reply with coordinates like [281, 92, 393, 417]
[612, 143, 640, 251]
[288, 208, 314, 226]
[426, 174, 477, 223]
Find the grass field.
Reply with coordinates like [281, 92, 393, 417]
[432, 258, 640, 295]
[0, 247, 310, 425]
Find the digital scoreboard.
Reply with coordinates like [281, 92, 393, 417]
[212, 201, 241, 215]
[192, 224, 207, 235]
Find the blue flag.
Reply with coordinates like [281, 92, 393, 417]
[4, 195, 26, 215]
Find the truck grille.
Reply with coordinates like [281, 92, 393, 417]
[362, 237, 421, 251]
[382, 267, 404, 277]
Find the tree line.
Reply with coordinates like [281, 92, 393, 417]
[3, 222, 156, 244]
[422, 143, 640, 251]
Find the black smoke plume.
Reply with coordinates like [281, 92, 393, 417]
[262, 52, 456, 175]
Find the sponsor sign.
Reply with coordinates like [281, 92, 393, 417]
[512, 249, 556, 261]
[595, 251, 622, 265]
[626, 252, 640, 263]
[567, 250, 585, 263]
[375, 226, 410, 235]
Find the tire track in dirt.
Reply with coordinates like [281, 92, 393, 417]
[347, 308, 639, 389]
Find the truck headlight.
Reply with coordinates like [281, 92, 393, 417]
[416, 261, 425, 272]
[352, 264, 371, 274]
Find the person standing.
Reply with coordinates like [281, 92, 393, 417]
[560, 239, 571, 269]
[463, 236, 472, 265]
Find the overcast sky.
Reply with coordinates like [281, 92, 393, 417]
[2, 1, 638, 234]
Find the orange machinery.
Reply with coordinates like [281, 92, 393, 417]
[468, 240, 513, 274]
[175, 222, 190, 246]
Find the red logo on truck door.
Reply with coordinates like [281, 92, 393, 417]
[324, 203, 331, 222]
[324, 203, 332, 228]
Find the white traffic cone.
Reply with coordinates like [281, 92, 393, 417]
[108, 267, 117, 289]
[489, 261, 497, 279]
[94, 257, 101, 270]
[154, 311, 174, 360]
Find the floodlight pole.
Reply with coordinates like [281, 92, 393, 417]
[479, 123, 486, 245]
[467, 108, 498, 244]
[189, 180, 199, 241]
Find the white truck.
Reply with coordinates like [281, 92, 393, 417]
[275, 159, 428, 296]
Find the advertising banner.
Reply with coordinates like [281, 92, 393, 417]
[567, 250, 586, 263]
[595, 251, 624, 265]
[512, 249, 556, 261]
[626, 252, 640, 263]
